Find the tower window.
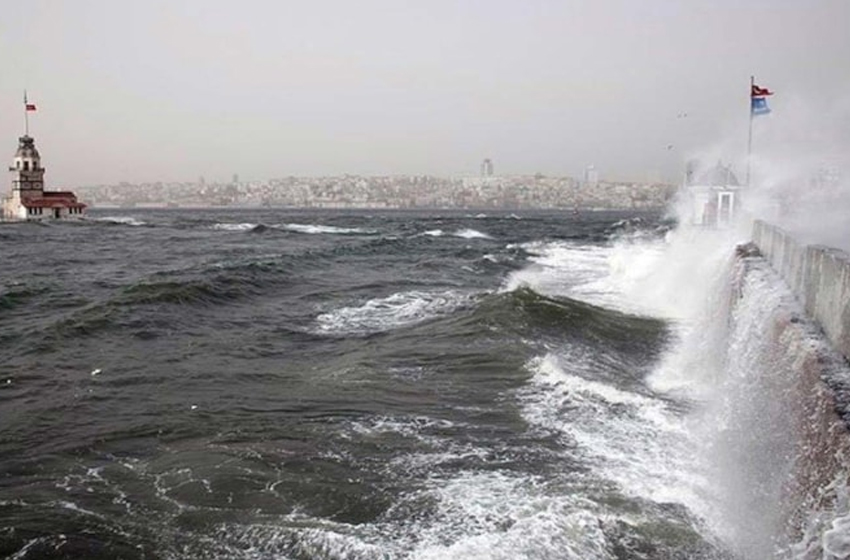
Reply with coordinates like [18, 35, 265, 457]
[23, 161, 30, 171]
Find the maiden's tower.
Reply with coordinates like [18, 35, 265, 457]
[1, 96, 86, 221]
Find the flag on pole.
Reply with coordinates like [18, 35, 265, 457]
[751, 83, 773, 116]
[23, 91, 37, 111]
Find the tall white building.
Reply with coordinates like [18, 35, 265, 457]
[480, 158, 494, 177]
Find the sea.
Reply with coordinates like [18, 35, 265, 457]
[0, 208, 841, 559]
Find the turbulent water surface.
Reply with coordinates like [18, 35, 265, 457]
[1, 209, 740, 559]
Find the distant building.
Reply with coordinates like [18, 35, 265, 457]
[584, 165, 599, 186]
[2, 135, 86, 221]
[480, 158, 494, 177]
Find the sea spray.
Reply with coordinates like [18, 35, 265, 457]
[646, 236, 850, 558]
[642, 234, 739, 400]
[721, 255, 850, 558]
[597, 210, 850, 558]
[610, 224, 743, 322]
[503, 224, 738, 555]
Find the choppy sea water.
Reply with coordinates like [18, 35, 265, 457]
[1, 209, 739, 559]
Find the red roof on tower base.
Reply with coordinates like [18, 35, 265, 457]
[23, 191, 86, 209]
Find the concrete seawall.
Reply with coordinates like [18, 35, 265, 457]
[733, 226, 850, 554]
[752, 220, 850, 364]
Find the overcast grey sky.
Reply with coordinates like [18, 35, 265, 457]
[1, 0, 848, 185]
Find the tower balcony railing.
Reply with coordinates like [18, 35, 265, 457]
[8, 167, 45, 174]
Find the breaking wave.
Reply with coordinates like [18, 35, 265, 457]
[314, 290, 480, 336]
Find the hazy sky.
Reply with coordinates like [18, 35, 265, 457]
[1, 0, 848, 185]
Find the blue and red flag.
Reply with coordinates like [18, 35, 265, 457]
[751, 83, 773, 116]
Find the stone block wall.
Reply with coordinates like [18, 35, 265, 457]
[752, 220, 850, 363]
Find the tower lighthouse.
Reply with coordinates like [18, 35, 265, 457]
[2, 135, 86, 221]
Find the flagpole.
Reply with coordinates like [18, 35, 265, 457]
[746, 76, 754, 187]
[23, 90, 29, 136]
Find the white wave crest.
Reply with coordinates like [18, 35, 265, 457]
[520, 353, 712, 520]
[90, 216, 146, 226]
[502, 241, 615, 303]
[212, 222, 257, 231]
[282, 223, 375, 235]
[453, 228, 492, 239]
[314, 290, 475, 335]
[502, 237, 681, 317]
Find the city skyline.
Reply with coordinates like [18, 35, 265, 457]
[1, 1, 849, 187]
[75, 173, 676, 211]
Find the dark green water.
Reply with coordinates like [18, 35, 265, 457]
[0, 209, 730, 559]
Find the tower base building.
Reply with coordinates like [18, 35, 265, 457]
[682, 160, 741, 228]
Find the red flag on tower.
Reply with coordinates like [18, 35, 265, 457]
[751, 84, 774, 97]
[24, 91, 36, 111]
